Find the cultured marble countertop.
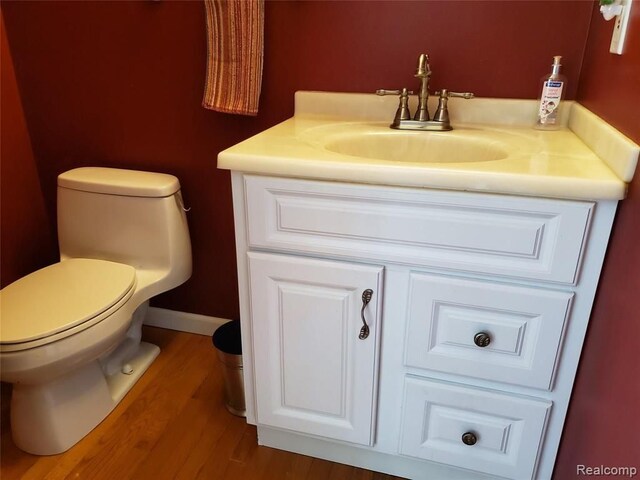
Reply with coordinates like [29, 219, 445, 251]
[218, 92, 639, 201]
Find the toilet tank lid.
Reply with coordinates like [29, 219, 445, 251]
[58, 167, 181, 198]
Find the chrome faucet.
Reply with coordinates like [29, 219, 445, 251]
[376, 53, 474, 131]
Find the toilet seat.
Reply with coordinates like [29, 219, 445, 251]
[0, 259, 136, 353]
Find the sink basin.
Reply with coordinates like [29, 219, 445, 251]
[323, 132, 509, 163]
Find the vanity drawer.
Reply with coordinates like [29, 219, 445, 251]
[405, 272, 573, 390]
[399, 377, 551, 479]
[244, 175, 592, 284]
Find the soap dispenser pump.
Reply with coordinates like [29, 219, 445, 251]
[535, 56, 567, 130]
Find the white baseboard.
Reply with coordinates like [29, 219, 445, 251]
[144, 307, 230, 336]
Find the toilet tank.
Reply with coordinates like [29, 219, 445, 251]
[57, 167, 192, 293]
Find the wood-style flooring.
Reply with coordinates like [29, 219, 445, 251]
[1, 326, 402, 480]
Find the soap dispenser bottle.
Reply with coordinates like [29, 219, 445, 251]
[535, 56, 567, 130]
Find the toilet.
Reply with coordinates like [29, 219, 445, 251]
[0, 167, 192, 455]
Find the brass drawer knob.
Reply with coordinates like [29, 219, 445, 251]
[474, 332, 491, 347]
[462, 432, 478, 446]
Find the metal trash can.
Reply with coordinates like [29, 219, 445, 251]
[212, 320, 245, 417]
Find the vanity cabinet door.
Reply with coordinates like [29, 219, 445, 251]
[248, 252, 383, 446]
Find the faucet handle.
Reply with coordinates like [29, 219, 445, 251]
[433, 96, 448, 123]
[376, 88, 413, 125]
[436, 90, 474, 100]
[433, 89, 474, 125]
[376, 89, 413, 96]
[449, 91, 475, 99]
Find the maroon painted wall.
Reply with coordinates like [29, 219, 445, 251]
[554, 2, 640, 477]
[0, 10, 56, 288]
[1, 0, 593, 319]
[279, 0, 592, 99]
[3, 1, 639, 473]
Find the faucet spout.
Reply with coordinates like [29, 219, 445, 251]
[415, 53, 431, 77]
[414, 53, 431, 122]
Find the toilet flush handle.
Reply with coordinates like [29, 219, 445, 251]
[176, 192, 191, 212]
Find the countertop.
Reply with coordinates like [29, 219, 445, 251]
[218, 92, 639, 201]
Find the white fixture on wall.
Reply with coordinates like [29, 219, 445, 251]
[600, 0, 633, 54]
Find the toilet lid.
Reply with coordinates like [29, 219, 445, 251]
[0, 259, 136, 346]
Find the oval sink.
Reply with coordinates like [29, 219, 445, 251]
[323, 132, 508, 163]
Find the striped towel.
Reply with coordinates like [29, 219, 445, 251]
[202, 0, 264, 116]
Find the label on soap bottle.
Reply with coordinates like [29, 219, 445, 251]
[538, 81, 564, 125]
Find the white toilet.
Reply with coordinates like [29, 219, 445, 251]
[0, 167, 192, 455]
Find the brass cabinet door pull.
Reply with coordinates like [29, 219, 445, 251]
[359, 289, 373, 340]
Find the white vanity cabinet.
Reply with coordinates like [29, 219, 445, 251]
[231, 173, 617, 480]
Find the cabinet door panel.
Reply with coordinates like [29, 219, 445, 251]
[248, 252, 383, 446]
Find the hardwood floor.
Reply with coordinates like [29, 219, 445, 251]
[1, 327, 403, 480]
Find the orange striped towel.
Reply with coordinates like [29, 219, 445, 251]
[202, 0, 264, 116]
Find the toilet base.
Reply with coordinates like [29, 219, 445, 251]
[105, 341, 160, 404]
[10, 342, 160, 455]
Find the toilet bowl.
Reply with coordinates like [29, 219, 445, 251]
[0, 167, 192, 455]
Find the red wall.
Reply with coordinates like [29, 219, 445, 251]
[1, 0, 592, 319]
[0, 10, 56, 287]
[2, 0, 639, 476]
[554, 2, 640, 476]
[280, 1, 592, 99]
